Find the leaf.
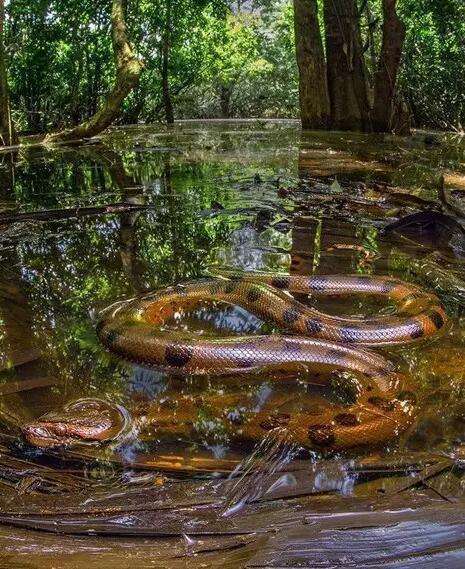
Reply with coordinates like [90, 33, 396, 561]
[330, 179, 343, 193]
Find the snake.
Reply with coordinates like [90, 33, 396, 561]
[22, 274, 448, 452]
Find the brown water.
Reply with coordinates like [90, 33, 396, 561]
[1, 120, 465, 566]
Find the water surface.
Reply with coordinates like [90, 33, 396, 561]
[1, 120, 465, 563]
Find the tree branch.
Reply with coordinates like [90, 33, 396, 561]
[46, 0, 144, 143]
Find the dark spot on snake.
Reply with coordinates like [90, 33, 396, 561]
[224, 281, 238, 294]
[172, 284, 187, 295]
[355, 276, 371, 285]
[282, 308, 300, 326]
[308, 424, 335, 447]
[246, 287, 262, 303]
[259, 413, 291, 430]
[381, 279, 399, 293]
[238, 358, 255, 369]
[334, 413, 359, 426]
[340, 325, 361, 343]
[325, 348, 346, 364]
[95, 320, 104, 335]
[368, 396, 395, 412]
[397, 390, 417, 404]
[271, 276, 290, 289]
[428, 309, 445, 330]
[306, 317, 323, 335]
[208, 282, 222, 295]
[165, 345, 193, 367]
[308, 276, 329, 292]
[105, 329, 120, 346]
[281, 340, 302, 353]
[409, 320, 424, 339]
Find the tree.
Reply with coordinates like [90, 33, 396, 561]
[324, 0, 371, 131]
[47, 0, 144, 143]
[161, 0, 174, 123]
[293, 0, 329, 129]
[0, 0, 17, 146]
[212, 11, 271, 118]
[399, 0, 465, 130]
[372, 0, 406, 132]
[3, 0, 465, 133]
[128, 0, 223, 123]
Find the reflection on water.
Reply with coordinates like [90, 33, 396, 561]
[1, 122, 465, 505]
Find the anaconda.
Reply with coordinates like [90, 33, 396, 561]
[23, 274, 448, 452]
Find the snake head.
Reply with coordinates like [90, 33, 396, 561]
[22, 399, 127, 448]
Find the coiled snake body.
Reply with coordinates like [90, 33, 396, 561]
[24, 274, 447, 451]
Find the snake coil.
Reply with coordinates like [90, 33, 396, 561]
[92, 273, 447, 451]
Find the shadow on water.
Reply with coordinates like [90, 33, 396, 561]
[1, 121, 465, 565]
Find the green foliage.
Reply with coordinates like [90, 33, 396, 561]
[399, 0, 465, 129]
[6, 0, 113, 133]
[3, 0, 300, 130]
[3, 0, 465, 130]
[124, 0, 226, 122]
[0, 137, 247, 398]
[176, 2, 298, 118]
[224, 2, 298, 118]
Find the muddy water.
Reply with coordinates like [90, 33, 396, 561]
[1, 120, 465, 566]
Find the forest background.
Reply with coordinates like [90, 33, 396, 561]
[0, 0, 464, 146]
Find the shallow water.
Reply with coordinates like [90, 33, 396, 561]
[1, 120, 465, 563]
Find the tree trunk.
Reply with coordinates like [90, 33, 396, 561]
[364, 1, 378, 84]
[122, 85, 146, 124]
[0, 0, 18, 147]
[293, 0, 330, 129]
[47, 0, 144, 143]
[161, 0, 174, 124]
[219, 84, 232, 118]
[372, 0, 406, 132]
[68, 19, 85, 126]
[324, 0, 371, 131]
[147, 75, 197, 122]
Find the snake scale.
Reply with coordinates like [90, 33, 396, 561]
[23, 273, 448, 452]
